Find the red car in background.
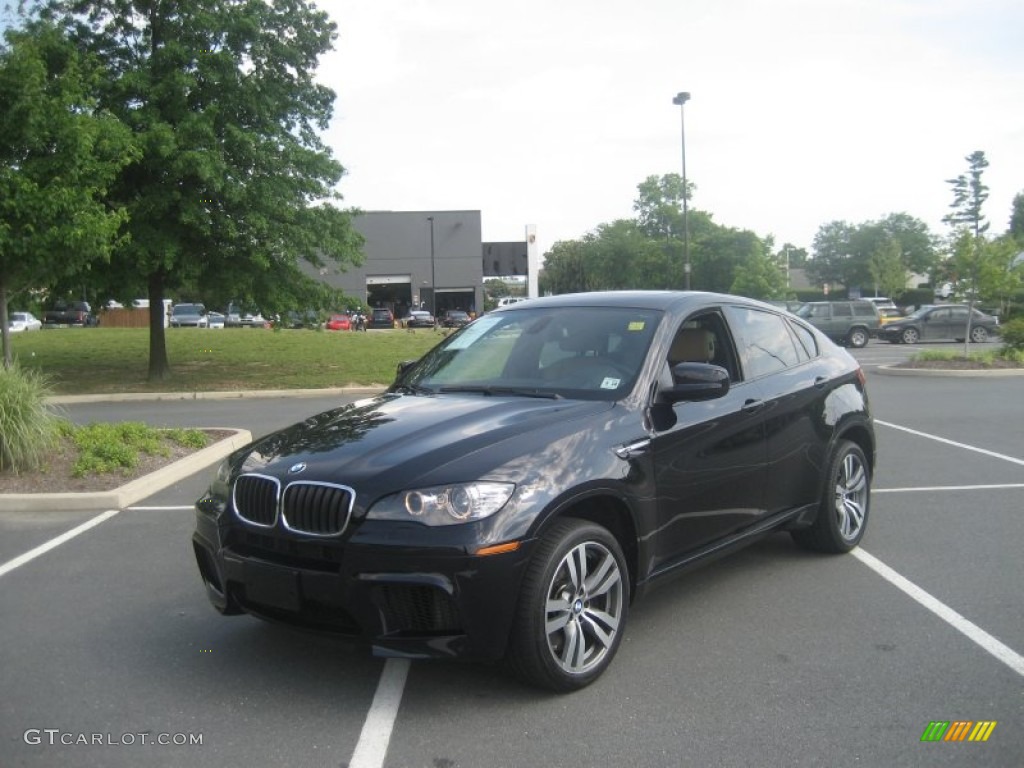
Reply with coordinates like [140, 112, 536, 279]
[325, 313, 352, 331]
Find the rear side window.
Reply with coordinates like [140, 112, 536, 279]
[833, 303, 853, 317]
[725, 306, 801, 379]
[788, 320, 819, 360]
[853, 303, 877, 317]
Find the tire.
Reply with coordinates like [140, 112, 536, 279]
[507, 518, 629, 692]
[791, 440, 870, 554]
[970, 326, 989, 343]
[901, 327, 919, 344]
[847, 328, 869, 348]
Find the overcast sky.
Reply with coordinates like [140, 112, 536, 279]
[322, 0, 1023, 256]
[2, 1, 1019, 260]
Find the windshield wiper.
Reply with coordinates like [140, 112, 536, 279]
[392, 383, 434, 395]
[438, 385, 562, 400]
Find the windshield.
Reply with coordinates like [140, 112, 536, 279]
[395, 306, 663, 401]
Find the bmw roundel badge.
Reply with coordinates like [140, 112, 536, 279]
[288, 462, 307, 475]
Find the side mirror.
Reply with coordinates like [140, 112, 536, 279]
[659, 362, 730, 404]
[395, 359, 418, 378]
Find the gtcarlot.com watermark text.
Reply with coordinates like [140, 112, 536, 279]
[24, 729, 203, 747]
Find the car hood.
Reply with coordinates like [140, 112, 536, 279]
[232, 392, 613, 492]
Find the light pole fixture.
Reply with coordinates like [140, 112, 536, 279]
[427, 216, 436, 313]
[672, 91, 691, 290]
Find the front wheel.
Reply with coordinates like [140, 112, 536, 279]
[507, 519, 629, 692]
[901, 327, 920, 344]
[792, 440, 870, 553]
[969, 326, 989, 343]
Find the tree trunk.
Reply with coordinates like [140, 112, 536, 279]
[0, 283, 10, 370]
[147, 272, 171, 381]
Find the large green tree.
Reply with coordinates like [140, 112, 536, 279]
[0, 22, 134, 368]
[807, 214, 937, 297]
[38, 0, 362, 379]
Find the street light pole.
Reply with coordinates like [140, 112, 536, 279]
[427, 216, 436, 313]
[672, 91, 691, 290]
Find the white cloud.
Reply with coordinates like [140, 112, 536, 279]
[322, 0, 1024, 257]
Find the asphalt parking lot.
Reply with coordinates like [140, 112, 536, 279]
[1, 340, 1022, 767]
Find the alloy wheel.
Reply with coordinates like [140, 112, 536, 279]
[544, 539, 625, 675]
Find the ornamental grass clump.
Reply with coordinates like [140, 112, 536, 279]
[0, 364, 63, 473]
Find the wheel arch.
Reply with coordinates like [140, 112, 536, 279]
[536, 493, 640, 602]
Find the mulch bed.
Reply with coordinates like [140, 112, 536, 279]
[0, 429, 235, 494]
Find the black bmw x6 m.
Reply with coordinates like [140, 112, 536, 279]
[193, 291, 875, 691]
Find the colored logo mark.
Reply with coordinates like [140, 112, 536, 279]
[921, 721, 997, 742]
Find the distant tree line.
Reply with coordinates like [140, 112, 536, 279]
[539, 156, 1024, 317]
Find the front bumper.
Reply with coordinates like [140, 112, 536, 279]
[192, 511, 533, 661]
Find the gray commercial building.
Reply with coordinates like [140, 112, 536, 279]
[309, 210, 537, 319]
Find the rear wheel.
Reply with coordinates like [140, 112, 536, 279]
[507, 518, 629, 692]
[792, 440, 870, 553]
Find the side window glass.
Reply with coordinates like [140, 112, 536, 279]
[834, 303, 853, 317]
[788, 320, 819, 361]
[724, 306, 801, 379]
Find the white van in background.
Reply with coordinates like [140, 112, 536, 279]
[497, 297, 527, 307]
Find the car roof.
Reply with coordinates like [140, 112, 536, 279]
[496, 290, 779, 314]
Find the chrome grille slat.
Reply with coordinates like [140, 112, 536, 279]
[233, 474, 280, 528]
[282, 481, 354, 537]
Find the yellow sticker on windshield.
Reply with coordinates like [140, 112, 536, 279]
[627, 321, 646, 331]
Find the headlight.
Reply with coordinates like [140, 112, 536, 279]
[367, 482, 515, 526]
[215, 459, 232, 485]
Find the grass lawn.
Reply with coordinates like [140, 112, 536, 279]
[9, 326, 445, 395]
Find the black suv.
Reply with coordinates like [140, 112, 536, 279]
[795, 300, 880, 348]
[43, 300, 96, 326]
[367, 308, 395, 329]
[193, 291, 875, 691]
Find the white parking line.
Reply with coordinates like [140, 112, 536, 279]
[348, 658, 410, 768]
[126, 506, 196, 511]
[876, 420, 1024, 466]
[854, 548, 1024, 677]
[0, 510, 119, 579]
[876, 483, 1024, 493]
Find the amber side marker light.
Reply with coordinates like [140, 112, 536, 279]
[475, 541, 521, 556]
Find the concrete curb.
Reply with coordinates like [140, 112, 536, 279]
[0, 429, 252, 513]
[873, 364, 1024, 378]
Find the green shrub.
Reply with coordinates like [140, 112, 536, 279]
[1000, 318, 1024, 351]
[164, 427, 209, 449]
[65, 422, 209, 477]
[0, 364, 63, 472]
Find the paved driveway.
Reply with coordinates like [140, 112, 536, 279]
[1, 363, 1022, 767]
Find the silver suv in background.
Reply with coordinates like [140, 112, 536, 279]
[796, 300, 881, 348]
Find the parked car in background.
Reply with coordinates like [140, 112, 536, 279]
[325, 313, 352, 331]
[441, 309, 471, 328]
[206, 311, 226, 329]
[877, 307, 905, 325]
[864, 297, 898, 312]
[368, 308, 395, 329]
[225, 303, 266, 327]
[795, 300, 881, 348]
[878, 304, 999, 344]
[170, 303, 208, 328]
[6, 311, 43, 333]
[401, 310, 435, 328]
[43, 300, 96, 326]
[193, 291, 875, 691]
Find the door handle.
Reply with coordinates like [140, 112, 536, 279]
[814, 376, 828, 389]
[741, 399, 765, 414]
[615, 438, 651, 459]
